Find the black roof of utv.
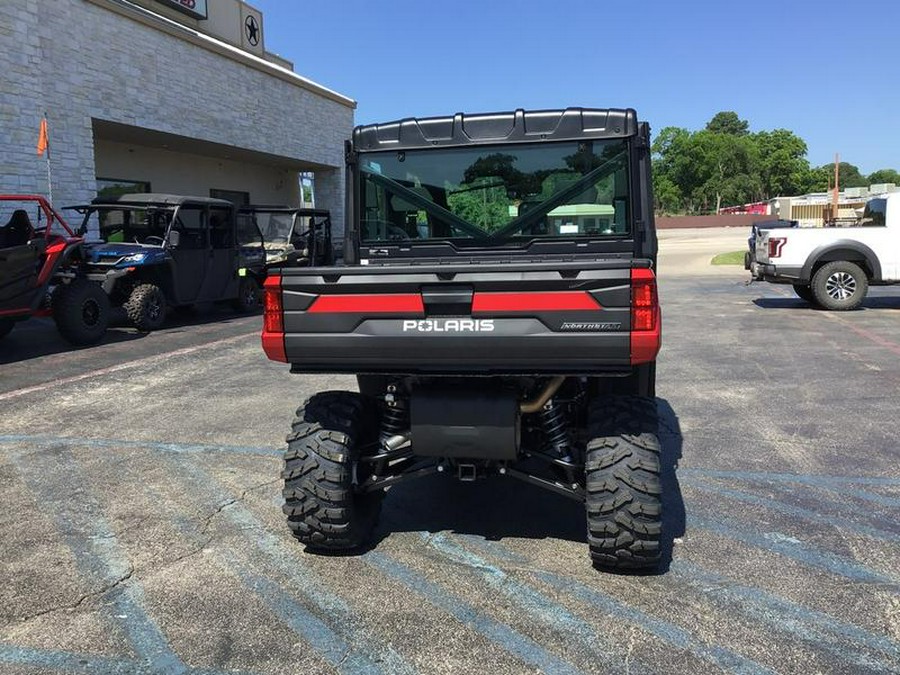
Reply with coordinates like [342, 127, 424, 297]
[353, 107, 640, 152]
[84, 194, 234, 209]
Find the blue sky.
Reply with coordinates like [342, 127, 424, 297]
[252, 0, 899, 174]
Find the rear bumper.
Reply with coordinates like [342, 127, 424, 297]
[285, 331, 634, 375]
[750, 262, 805, 284]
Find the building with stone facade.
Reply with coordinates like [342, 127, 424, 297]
[1, 0, 354, 233]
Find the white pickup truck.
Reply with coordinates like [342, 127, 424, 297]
[750, 193, 899, 310]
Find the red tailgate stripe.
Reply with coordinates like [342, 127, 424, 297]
[307, 293, 425, 314]
[472, 291, 600, 312]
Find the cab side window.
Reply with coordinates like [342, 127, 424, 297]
[861, 198, 886, 227]
[209, 207, 233, 248]
[173, 206, 206, 249]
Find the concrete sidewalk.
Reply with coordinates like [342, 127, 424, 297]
[658, 227, 749, 277]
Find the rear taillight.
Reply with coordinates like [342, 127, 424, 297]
[631, 268, 658, 332]
[631, 268, 661, 365]
[768, 237, 786, 258]
[262, 275, 287, 362]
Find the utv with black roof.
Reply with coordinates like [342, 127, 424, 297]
[238, 205, 333, 268]
[263, 108, 664, 572]
[0, 194, 110, 345]
[68, 194, 266, 330]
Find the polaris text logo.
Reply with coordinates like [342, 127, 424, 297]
[402, 319, 495, 333]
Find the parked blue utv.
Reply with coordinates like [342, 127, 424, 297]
[67, 194, 265, 330]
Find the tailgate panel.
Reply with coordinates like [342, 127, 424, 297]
[279, 261, 642, 375]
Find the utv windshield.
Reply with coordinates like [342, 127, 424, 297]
[249, 211, 295, 246]
[358, 139, 630, 244]
[85, 207, 173, 245]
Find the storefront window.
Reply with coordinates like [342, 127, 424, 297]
[96, 178, 151, 199]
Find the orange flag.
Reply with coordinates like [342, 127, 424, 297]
[37, 117, 49, 156]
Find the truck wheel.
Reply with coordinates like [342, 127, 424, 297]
[811, 261, 868, 311]
[585, 396, 662, 572]
[231, 276, 260, 312]
[125, 284, 167, 330]
[282, 391, 383, 551]
[52, 279, 110, 345]
[792, 284, 815, 303]
[0, 318, 14, 340]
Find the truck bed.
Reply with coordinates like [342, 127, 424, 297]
[264, 258, 660, 375]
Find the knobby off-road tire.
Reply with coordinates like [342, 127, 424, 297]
[52, 279, 110, 345]
[792, 284, 815, 303]
[125, 283, 167, 331]
[231, 276, 260, 313]
[282, 391, 383, 550]
[585, 396, 662, 572]
[811, 261, 868, 311]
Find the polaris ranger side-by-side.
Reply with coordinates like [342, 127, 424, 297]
[262, 108, 664, 571]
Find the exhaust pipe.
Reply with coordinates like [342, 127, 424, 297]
[520, 376, 565, 414]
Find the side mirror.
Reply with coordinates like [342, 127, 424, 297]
[167, 230, 180, 248]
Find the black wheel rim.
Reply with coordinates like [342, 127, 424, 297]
[147, 296, 162, 322]
[244, 285, 257, 306]
[81, 299, 101, 327]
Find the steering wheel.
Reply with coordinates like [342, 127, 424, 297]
[386, 225, 410, 241]
[144, 235, 165, 245]
[362, 220, 412, 242]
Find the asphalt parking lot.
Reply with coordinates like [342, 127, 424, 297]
[2, 228, 899, 674]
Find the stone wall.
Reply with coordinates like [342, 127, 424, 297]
[0, 0, 353, 231]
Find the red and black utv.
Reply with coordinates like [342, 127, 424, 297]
[262, 108, 664, 572]
[0, 195, 109, 345]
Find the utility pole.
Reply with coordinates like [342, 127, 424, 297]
[832, 153, 840, 224]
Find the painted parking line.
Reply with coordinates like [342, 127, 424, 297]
[682, 478, 900, 544]
[820, 311, 900, 357]
[759, 283, 900, 356]
[0, 433, 278, 458]
[0, 644, 149, 675]
[455, 536, 773, 675]
[672, 562, 900, 673]
[8, 450, 188, 673]
[213, 551, 389, 675]
[364, 551, 587, 675]
[681, 467, 900, 488]
[0, 331, 257, 402]
[689, 513, 899, 586]
[461, 535, 900, 672]
[169, 459, 417, 675]
[421, 531, 651, 675]
[170, 459, 587, 674]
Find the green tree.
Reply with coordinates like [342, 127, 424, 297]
[754, 129, 812, 197]
[868, 169, 900, 185]
[834, 162, 867, 188]
[690, 130, 761, 212]
[653, 173, 682, 214]
[446, 177, 511, 231]
[705, 111, 750, 136]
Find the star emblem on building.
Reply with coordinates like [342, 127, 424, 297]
[245, 15, 259, 46]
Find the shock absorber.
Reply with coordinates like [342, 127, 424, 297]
[380, 383, 409, 448]
[539, 398, 572, 460]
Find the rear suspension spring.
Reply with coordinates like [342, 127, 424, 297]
[380, 385, 409, 439]
[540, 399, 572, 459]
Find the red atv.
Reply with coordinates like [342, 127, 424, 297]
[0, 195, 109, 345]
